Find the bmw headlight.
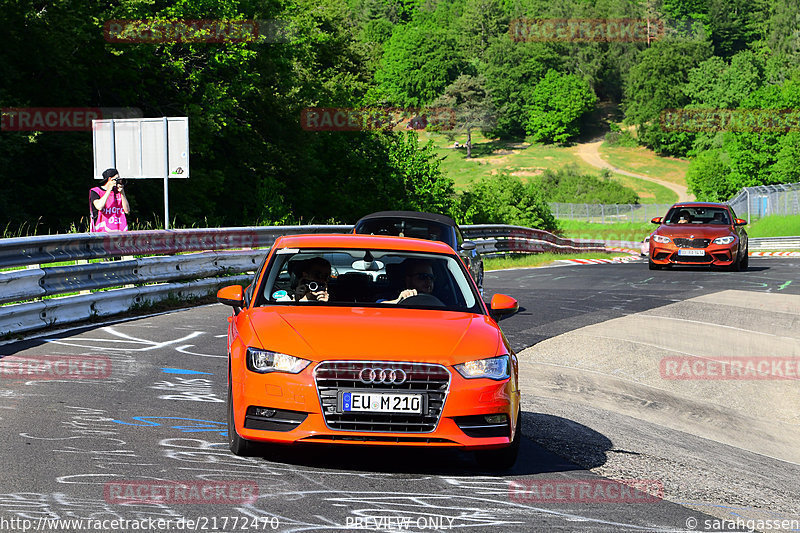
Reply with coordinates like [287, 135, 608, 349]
[652, 235, 671, 244]
[455, 355, 509, 380]
[713, 236, 735, 245]
[246, 348, 310, 374]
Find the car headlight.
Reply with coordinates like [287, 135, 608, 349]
[246, 347, 310, 374]
[652, 235, 671, 244]
[455, 355, 509, 380]
[713, 236, 735, 245]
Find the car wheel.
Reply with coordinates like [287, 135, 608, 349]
[474, 408, 521, 471]
[741, 247, 749, 270]
[648, 257, 661, 270]
[228, 372, 258, 456]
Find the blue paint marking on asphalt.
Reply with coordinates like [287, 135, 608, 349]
[111, 416, 227, 436]
[161, 367, 212, 375]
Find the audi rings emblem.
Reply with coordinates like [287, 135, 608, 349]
[359, 367, 407, 385]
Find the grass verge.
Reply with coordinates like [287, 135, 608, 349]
[747, 215, 800, 238]
[485, 252, 627, 271]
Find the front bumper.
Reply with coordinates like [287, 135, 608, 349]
[232, 362, 518, 450]
[649, 243, 738, 266]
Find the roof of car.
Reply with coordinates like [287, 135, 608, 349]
[669, 202, 731, 208]
[273, 233, 456, 253]
[354, 211, 458, 226]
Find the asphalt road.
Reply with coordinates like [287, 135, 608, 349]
[1, 257, 797, 533]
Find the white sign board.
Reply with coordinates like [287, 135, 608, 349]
[92, 117, 189, 179]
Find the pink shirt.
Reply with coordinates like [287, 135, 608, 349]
[90, 186, 128, 232]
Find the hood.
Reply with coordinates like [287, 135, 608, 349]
[656, 225, 734, 238]
[245, 306, 502, 365]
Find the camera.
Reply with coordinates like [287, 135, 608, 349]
[306, 281, 320, 292]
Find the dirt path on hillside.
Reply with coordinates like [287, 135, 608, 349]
[576, 139, 692, 202]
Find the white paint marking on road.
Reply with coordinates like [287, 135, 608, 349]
[45, 327, 204, 352]
[175, 344, 226, 358]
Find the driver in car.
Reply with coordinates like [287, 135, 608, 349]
[383, 259, 434, 304]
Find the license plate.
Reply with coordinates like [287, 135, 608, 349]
[678, 249, 705, 256]
[340, 391, 423, 414]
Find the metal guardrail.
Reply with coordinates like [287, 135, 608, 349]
[0, 225, 604, 338]
[748, 236, 800, 250]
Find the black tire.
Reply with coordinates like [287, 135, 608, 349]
[648, 257, 661, 270]
[728, 250, 742, 272]
[741, 247, 749, 270]
[475, 409, 522, 470]
[228, 374, 258, 456]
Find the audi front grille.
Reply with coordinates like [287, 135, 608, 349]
[673, 238, 711, 248]
[314, 361, 450, 433]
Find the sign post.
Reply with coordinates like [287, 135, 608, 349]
[92, 117, 189, 230]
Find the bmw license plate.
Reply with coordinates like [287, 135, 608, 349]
[678, 249, 705, 256]
[340, 391, 423, 414]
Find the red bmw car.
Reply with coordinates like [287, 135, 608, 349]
[217, 234, 521, 469]
[648, 202, 749, 271]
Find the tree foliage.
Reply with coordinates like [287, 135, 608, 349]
[525, 70, 597, 144]
[459, 174, 558, 231]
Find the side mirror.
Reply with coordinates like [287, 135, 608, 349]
[217, 285, 244, 308]
[489, 293, 518, 320]
[651, 217, 662, 224]
[460, 240, 477, 251]
[734, 218, 747, 226]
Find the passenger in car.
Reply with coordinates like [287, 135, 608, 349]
[292, 257, 331, 302]
[381, 259, 435, 304]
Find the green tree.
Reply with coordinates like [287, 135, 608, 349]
[624, 38, 711, 154]
[433, 75, 496, 158]
[685, 149, 733, 200]
[525, 70, 597, 144]
[372, 17, 466, 106]
[480, 36, 562, 136]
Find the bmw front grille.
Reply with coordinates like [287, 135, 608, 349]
[314, 361, 450, 433]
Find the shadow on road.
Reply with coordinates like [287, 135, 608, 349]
[244, 410, 610, 479]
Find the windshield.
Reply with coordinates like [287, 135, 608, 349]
[355, 219, 452, 246]
[664, 206, 731, 225]
[256, 248, 481, 313]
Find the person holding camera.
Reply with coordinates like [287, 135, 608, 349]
[293, 257, 331, 302]
[90, 168, 130, 232]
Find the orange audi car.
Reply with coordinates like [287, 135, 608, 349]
[648, 202, 749, 271]
[217, 234, 521, 468]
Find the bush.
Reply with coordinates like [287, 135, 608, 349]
[458, 174, 558, 231]
[604, 130, 638, 147]
[539, 166, 640, 204]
